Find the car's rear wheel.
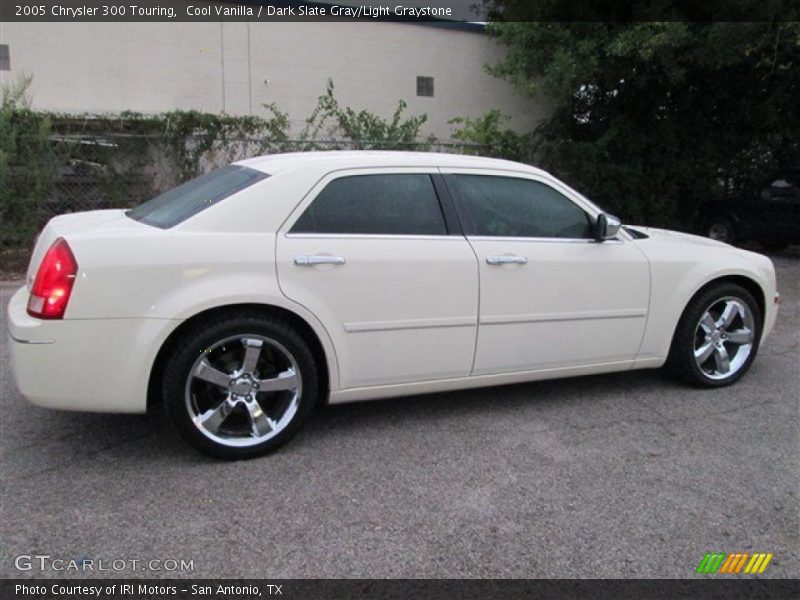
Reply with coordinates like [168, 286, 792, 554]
[162, 312, 318, 458]
[668, 283, 762, 387]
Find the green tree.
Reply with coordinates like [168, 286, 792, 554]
[449, 110, 533, 161]
[0, 75, 56, 249]
[470, 6, 800, 227]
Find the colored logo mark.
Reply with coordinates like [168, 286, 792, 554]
[696, 552, 773, 574]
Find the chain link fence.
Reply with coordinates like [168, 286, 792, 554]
[32, 134, 489, 219]
[1, 133, 487, 276]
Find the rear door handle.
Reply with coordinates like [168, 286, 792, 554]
[294, 255, 346, 266]
[486, 255, 527, 265]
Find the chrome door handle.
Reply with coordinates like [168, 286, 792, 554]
[486, 255, 527, 265]
[294, 255, 346, 266]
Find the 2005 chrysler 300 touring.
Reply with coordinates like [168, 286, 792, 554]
[8, 152, 779, 458]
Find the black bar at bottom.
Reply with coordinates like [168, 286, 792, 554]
[2, 579, 799, 600]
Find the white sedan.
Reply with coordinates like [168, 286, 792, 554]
[7, 152, 779, 458]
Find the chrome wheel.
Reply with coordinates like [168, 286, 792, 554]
[693, 297, 755, 380]
[185, 334, 301, 448]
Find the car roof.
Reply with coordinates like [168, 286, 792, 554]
[235, 150, 547, 176]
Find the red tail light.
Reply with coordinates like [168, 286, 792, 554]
[27, 238, 78, 319]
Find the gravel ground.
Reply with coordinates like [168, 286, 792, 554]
[1, 253, 798, 579]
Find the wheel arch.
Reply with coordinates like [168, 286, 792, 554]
[689, 274, 765, 321]
[664, 273, 766, 385]
[147, 303, 334, 412]
[668, 273, 766, 352]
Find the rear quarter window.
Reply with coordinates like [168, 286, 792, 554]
[127, 165, 268, 228]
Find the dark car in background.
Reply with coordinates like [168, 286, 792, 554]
[698, 171, 800, 252]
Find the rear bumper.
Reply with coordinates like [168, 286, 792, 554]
[7, 286, 178, 413]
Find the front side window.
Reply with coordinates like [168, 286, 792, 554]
[290, 174, 447, 235]
[127, 165, 268, 229]
[452, 175, 593, 239]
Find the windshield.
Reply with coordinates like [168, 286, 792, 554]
[126, 165, 268, 228]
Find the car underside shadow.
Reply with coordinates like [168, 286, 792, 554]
[302, 367, 682, 437]
[5, 367, 684, 467]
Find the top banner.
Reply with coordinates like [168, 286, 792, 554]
[3, 1, 472, 22]
[1, 0, 796, 22]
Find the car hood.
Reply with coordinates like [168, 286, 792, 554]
[628, 226, 730, 249]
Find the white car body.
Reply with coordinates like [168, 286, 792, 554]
[8, 151, 779, 417]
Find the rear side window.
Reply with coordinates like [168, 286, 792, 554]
[452, 175, 592, 239]
[127, 165, 268, 228]
[290, 174, 447, 236]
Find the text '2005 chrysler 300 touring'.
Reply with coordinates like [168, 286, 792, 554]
[7, 152, 779, 458]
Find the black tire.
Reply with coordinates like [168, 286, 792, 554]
[667, 283, 762, 388]
[705, 219, 736, 244]
[162, 311, 319, 459]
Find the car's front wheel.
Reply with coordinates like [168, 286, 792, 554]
[162, 312, 319, 458]
[668, 283, 762, 387]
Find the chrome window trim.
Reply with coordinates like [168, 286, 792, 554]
[466, 235, 624, 244]
[284, 233, 462, 241]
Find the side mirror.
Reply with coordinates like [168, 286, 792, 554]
[594, 213, 621, 242]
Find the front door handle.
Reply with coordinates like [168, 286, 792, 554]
[486, 255, 528, 265]
[294, 255, 346, 266]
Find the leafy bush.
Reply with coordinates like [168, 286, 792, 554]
[0, 77, 433, 253]
[449, 110, 534, 162]
[0, 76, 57, 248]
[302, 79, 432, 150]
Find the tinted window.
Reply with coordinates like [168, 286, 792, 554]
[452, 175, 592, 239]
[127, 165, 268, 228]
[291, 174, 447, 235]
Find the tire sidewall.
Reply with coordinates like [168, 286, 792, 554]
[162, 315, 318, 459]
[672, 283, 762, 388]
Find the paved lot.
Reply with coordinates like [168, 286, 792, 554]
[1, 254, 798, 579]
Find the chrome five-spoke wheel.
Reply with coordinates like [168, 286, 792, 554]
[185, 334, 302, 448]
[163, 313, 318, 458]
[693, 297, 755, 380]
[669, 282, 762, 387]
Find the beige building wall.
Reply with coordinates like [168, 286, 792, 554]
[0, 21, 547, 141]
